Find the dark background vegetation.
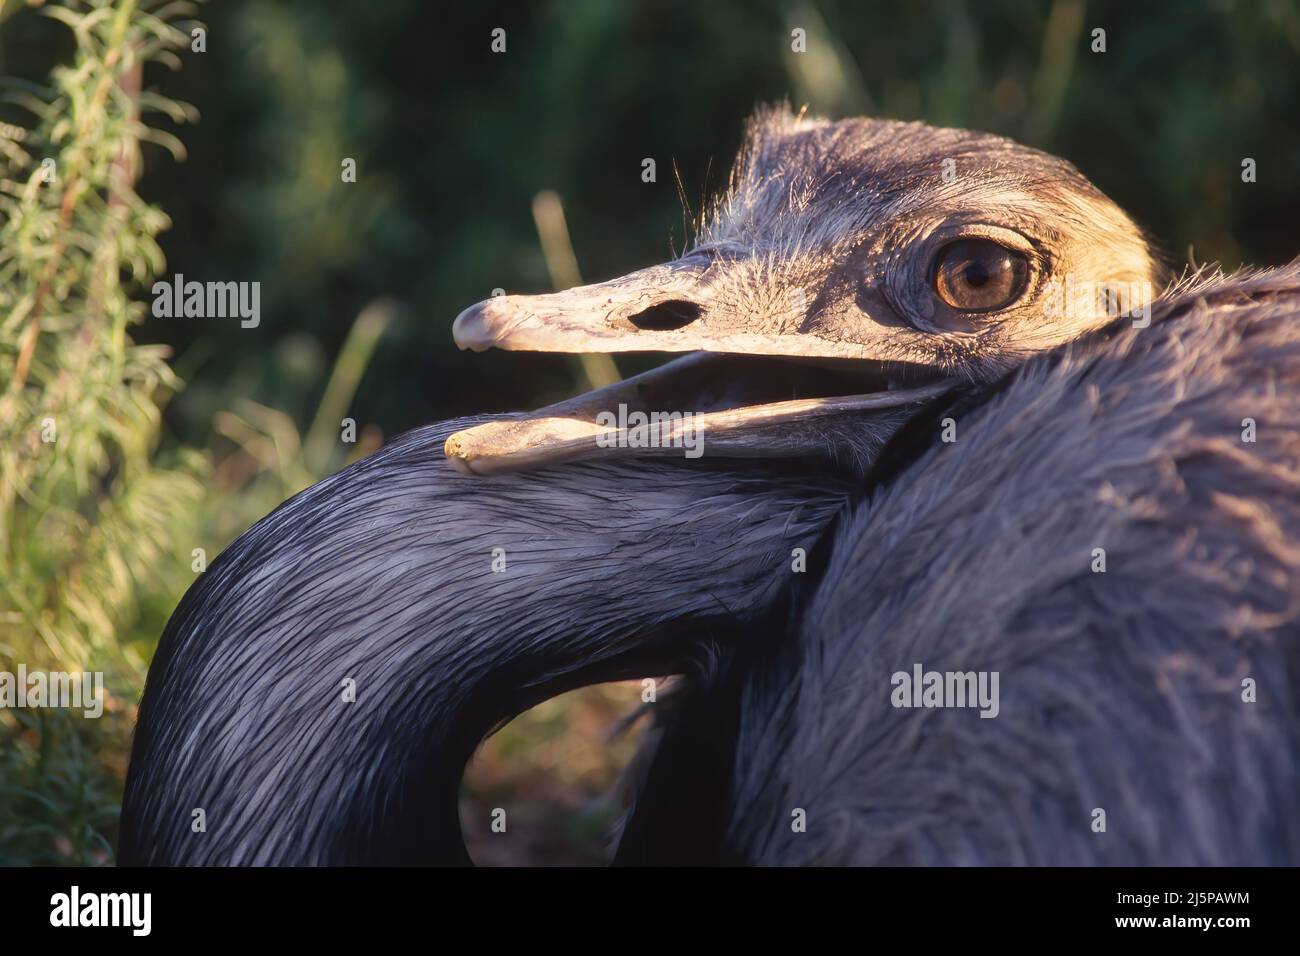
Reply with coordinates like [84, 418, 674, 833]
[8, 0, 1299, 441]
[2, 0, 1297, 864]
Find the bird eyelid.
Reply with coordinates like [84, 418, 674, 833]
[927, 221, 1040, 258]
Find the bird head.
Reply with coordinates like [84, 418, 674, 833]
[447, 108, 1159, 475]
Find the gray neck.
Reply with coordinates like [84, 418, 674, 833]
[120, 417, 851, 864]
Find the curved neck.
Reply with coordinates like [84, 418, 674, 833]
[120, 421, 850, 864]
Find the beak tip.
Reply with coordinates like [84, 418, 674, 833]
[452, 302, 495, 352]
[443, 433, 480, 474]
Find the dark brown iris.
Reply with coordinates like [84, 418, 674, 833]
[932, 239, 1029, 312]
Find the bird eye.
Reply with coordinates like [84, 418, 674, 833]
[931, 239, 1029, 312]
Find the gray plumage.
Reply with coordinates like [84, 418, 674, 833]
[118, 433, 851, 864]
[719, 262, 1300, 864]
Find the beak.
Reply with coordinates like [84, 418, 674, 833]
[446, 255, 950, 475]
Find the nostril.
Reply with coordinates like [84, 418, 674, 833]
[627, 300, 702, 331]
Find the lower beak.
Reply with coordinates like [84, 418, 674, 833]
[444, 354, 951, 476]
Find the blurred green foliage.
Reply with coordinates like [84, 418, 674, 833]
[0, 0, 1296, 865]
[0, 0, 205, 865]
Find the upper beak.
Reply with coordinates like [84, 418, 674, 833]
[452, 254, 916, 360]
[445, 255, 950, 475]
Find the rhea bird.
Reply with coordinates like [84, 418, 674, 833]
[121, 110, 1235, 865]
[448, 111, 1300, 864]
